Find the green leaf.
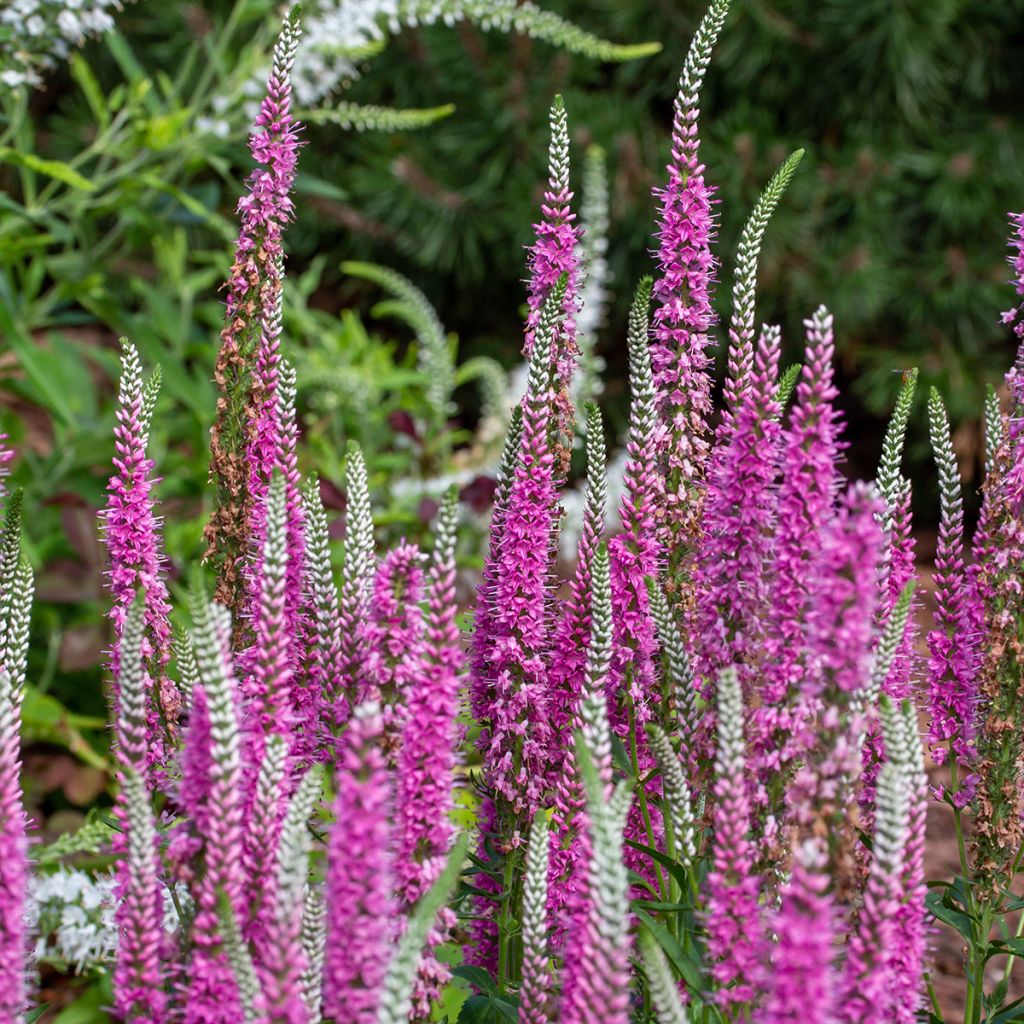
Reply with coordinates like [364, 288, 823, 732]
[450, 966, 497, 995]
[926, 888, 974, 941]
[20, 687, 109, 772]
[0, 149, 95, 192]
[634, 908, 706, 993]
[69, 55, 110, 129]
[51, 981, 113, 1023]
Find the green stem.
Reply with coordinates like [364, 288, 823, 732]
[496, 853, 517, 989]
[925, 972, 945, 1021]
[627, 699, 668, 901]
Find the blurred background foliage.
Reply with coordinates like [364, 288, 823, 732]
[1, 3, 1023, 992]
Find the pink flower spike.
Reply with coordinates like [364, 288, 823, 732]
[705, 665, 763, 1008]
[695, 324, 782, 694]
[112, 601, 167, 1024]
[395, 495, 463, 1017]
[523, 96, 582, 457]
[837, 759, 909, 1023]
[101, 341, 176, 782]
[361, 540, 425, 763]
[755, 839, 837, 1024]
[324, 702, 396, 1024]
[804, 482, 886, 700]
[925, 390, 978, 770]
[762, 305, 842, 706]
[183, 591, 246, 1024]
[649, 0, 729, 541]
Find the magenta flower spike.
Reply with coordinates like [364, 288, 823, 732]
[102, 341, 176, 779]
[255, 768, 320, 1024]
[323, 702, 397, 1024]
[113, 601, 167, 1024]
[248, 280, 285, 552]
[0, 668, 27, 1024]
[547, 406, 605, 944]
[560, 585, 633, 1024]
[362, 541, 424, 760]
[524, 96, 581, 454]
[183, 592, 247, 1024]
[804, 482, 885, 701]
[395, 496, 462, 1017]
[762, 306, 842, 706]
[299, 479, 343, 760]
[468, 290, 565, 974]
[695, 324, 782, 694]
[705, 665, 763, 1008]
[478, 291, 564, 821]
[883, 699, 928, 1024]
[273, 362, 307, 639]
[837, 760, 909, 1023]
[244, 475, 295, 768]
[925, 389, 978, 780]
[469, 406, 522, 731]
[649, 0, 729, 541]
[608, 278, 659, 719]
[755, 839, 837, 1024]
[206, 6, 302, 612]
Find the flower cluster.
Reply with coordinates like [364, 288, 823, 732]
[3, 3, 1024, 1023]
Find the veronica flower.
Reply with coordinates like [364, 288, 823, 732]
[705, 665, 763, 1008]
[182, 591, 246, 1024]
[0, 436, 13, 501]
[323, 702, 396, 1024]
[804, 482, 885, 701]
[552, 544, 614, 981]
[255, 769, 321, 1024]
[755, 839, 837, 1024]
[101, 342, 176, 778]
[206, 7, 302, 611]
[695, 325, 782, 694]
[881, 698, 928, 1023]
[336, 443, 375, 731]
[524, 98, 582, 467]
[395, 496, 462, 1016]
[560, 567, 633, 1024]
[762, 306, 842, 707]
[547, 406, 605, 941]
[925, 389, 978, 784]
[0, 668, 27, 1024]
[469, 407, 523, 728]
[243, 475, 296, 783]
[298, 480, 343, 761]
[362, 541, 425, 763]
[112, 602, 166, 1024]
[649, 0, 729, 551]
[608, 278, 660, 717]
[574, 147, 610, 407]
[478, 289, 564, 822]
[837, 760, 909, 1023]
[875, 368, 921, 699]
